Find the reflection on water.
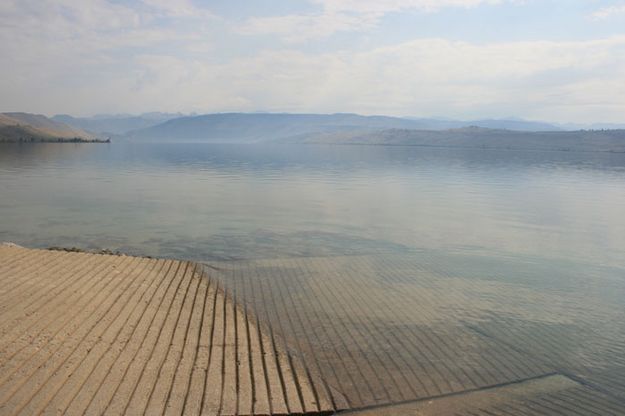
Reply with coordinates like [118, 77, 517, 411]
[1, 142, 625, 266]
[2, 142, 625, 413]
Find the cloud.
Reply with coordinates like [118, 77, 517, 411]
[591, 4, 625, 19]
[8, 34, 621, 123]
[2, 1, 625, 123]
[238, 13, 378, 42]
[205, 36, 625, 122]
[0, 0, 214, 46]
[314, 0, 505, 14]
[141, 0, 214, 18]
[0, 0, 214, 80]
[238, 0, 511, 41]
[0, 0, 218, 115]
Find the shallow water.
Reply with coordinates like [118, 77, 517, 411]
[1, 142, 625, 412]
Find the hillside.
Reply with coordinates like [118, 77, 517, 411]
[126, 113, 562, 142]
[126, 113, 428, 142]
[53, 113, 182, 135]
[0, 113, 102, 143]
[280, 127, 625, 153]
[406, 117, 561, 131]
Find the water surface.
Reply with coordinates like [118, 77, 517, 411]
[1, 142, 625, 411]
[1, 142, 624, 266]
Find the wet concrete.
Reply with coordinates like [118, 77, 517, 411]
[2, 245, 625, 415]
[207, 254, 625, 415]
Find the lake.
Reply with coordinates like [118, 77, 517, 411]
[2, 142, 625, 265]
[1, 142, 625, 411]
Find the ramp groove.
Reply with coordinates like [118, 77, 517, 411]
[0, 246, 331, 415]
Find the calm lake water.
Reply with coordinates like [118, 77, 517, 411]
[2, 142, 625, 411]
[1, 142, 625, 267]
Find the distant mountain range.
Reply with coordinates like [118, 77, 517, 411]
[26, 112, 625, 140]
[0, 113, 100, 143]
[117, 112, 565, 142]
[404, 117, 562, 132]
[125, 113, 433, 142]
[52, 112, 184, 136]
[5, 111, 625, 152]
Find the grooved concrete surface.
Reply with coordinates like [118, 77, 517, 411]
[208, 254, 625, 415]
[3, 245, 625, 415]
[344, 375, 625, 416]
[0, 246, 332, 415]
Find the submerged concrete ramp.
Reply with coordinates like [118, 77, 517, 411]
[0, 246, 333, 415]
[2, 245, 625, 415]
[208, 254, 625, 415]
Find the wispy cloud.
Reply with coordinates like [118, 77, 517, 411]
[314, 0, 506, 14]
[238, 0, 511, 41]
[212, 36, 625, 122]
[0, 0, 214, 43]
[591, 3, 625, 19]
[238, 13, 377, 42]
[0, 0, 215, 74]
[141, 0, 214, 18]
[10, 34, 622, 122]
[1, 0, 624, 123]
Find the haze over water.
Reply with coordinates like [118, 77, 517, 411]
[1, 142, 625, 268]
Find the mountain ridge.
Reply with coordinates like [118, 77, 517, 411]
[123, 112, 563, 142]
[0, 112, 100, 142]
[52, 113, 183, 135]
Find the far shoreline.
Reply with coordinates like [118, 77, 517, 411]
[0, 137, 111, 143]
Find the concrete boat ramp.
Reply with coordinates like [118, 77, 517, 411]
[1, 245, 624, 415]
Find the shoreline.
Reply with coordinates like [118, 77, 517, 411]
[0, 138, 111, 143]
[0, 244, 325, 415]
[1, 243, 624, 415]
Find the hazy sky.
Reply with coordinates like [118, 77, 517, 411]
[1, 0, 625, 122]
